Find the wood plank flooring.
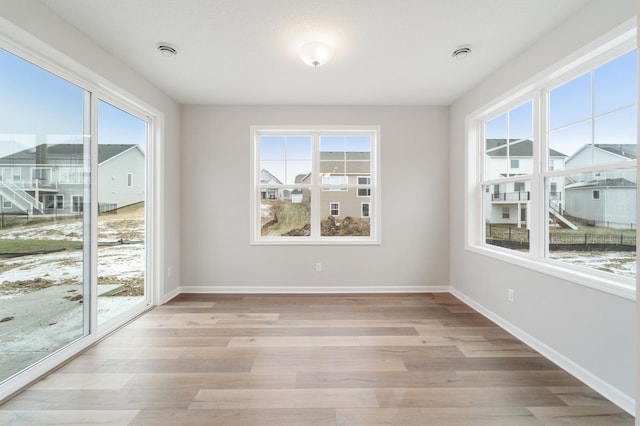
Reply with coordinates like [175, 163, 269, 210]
[0, 293, 634, 425]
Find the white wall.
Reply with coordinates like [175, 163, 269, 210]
[0, 0, 182, 298]
[181, 105, 449, 292]
[450, 0, 637, 413]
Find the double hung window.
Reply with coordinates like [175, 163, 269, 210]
[470, 30, 637, 295]
[251, 126, 380, 244]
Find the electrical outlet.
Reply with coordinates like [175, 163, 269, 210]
[316, 263, 322, 272]
[507, 288, 515, 303]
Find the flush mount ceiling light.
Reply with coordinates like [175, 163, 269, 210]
[451, 46, 471, 59]
[157, 44, 178, 57]
[298, 41, 334, 67]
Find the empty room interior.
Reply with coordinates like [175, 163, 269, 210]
[0, 0, 638, 425]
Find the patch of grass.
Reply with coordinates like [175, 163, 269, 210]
[0, 239, 80, 254]
[262, 202, 310, 236]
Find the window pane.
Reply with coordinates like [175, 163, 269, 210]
[485, 102, 534, 180]
[484, 182, 530, 253]
[594, 50, 637, 115]
[0, 47, 87, 382]
[486, 113, 507, 141]
[320, 189, 370, 237]
[254, 129, 378, 242]
[287, 136, 312, 160]
[549, 73, 591, 130]
[97, 100, 146, 328]
[260, 135, 312, 184]
[346, 135, 371, 152]
[549, 120, 591, 169]
[260, 188, 311, 236]
[509, 100, 533, 140]
[593, 107, 637, 166]
[346, 151, 370, 175]
[320, 135, 344, 152]
[547, 169, 636, 279]
[260, 136, 286, 160]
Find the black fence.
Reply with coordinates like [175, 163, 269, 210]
[0, 213, 31, 228]
[486, 224, 636, 251]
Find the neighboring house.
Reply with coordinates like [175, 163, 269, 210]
[259, 169, 289, 201]
[0, 143, 145, 215]
[563, 144, 637, 229]
[261, 152, 372, 220]
[300, 151, 371, 220]
[484, 139, 567, 227]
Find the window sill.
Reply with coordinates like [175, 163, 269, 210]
[465, 244, 636, 301]
[251, 238, 381, 246]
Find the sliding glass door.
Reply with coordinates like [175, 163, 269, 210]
[97, 100, 147, 327]
[0, 48, 89, 382]
[0, 46, 150, 385]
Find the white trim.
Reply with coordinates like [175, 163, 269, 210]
[329, 201, 340, 217]
[361, 202, 370, 218]
[0, 14, 161, 396]
[467, 244, 635, 300]
[250, 125, 381, 245]
[449, 287, 635, 416]
[161, 285, 181, 304]
[180, 285, 450, 294]
[467, 24, 637, 300]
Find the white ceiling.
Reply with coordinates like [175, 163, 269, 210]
[40, 0, 590, 106]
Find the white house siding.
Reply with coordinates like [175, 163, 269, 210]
[565, 145, 631, 169]
[98, 147, 145, 208]
[565, 186, 636, 229]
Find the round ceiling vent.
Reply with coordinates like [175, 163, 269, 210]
[157, 44, 178, 57]
[451, 46, 471, 59]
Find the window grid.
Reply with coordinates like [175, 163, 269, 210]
[252, 127, 379, 244]
[474, 43, 637, 291]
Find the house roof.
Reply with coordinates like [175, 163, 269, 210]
[564, 143, 637, 165]
[260, 169, 282, 185]
[594, 144, 637, 159]
[485, 139, 567, 158]
[565, 177, 636, 190]
[0, 143, 140, 165]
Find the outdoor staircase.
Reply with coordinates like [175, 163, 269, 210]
[548, 200, 577, 230]
[0, 180, 43, 215]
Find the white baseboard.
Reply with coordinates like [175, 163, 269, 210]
[161, 286, 181, 304]
[178, 285, 450, 294]
[450, 287, 635, 416]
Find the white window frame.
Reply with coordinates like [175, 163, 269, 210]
[465, 25, 636, 301]
[44, 194, 64, 210]
[59, 167, 83, 184]
[0, 167, 21, 181]
[329, 202, 340, 217]
[127, 172, 133, 187]
[361, 202, 370, 218]
[250, 125, 381, 245]
[71, 195, 83, 213]
[0, 18, 162, 403]
[2, 199, 12, 209]
[356, 176, 371, 197]
[31, 167, 52, 181]
[321, 175, 348, 191]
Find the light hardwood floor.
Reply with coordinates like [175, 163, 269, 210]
[0, 293, 634, 425]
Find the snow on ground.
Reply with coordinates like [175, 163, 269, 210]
[548, 251, 636, 278]
[0, 214, 145, 381]
[0, 244, 144, 296]
[0, 216, 143, 243]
